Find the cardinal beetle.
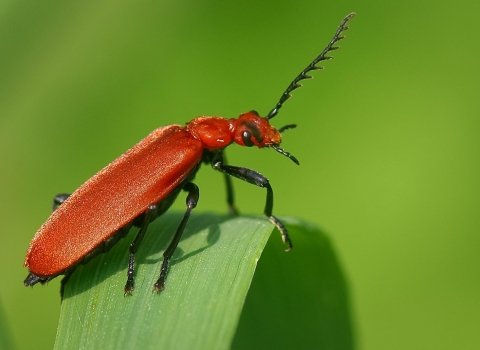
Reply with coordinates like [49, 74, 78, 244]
[24, 13, 355, 295]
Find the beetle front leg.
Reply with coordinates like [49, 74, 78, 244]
[154, 182, 199, 292]
[213, 160, 292, 251]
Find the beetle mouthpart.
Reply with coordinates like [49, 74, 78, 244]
[272, 145, 300, 165]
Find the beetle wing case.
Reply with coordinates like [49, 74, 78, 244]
[25, 125, 204, 277]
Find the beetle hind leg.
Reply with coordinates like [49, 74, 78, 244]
[154, 182, 199, 292]
[24, 272, 52, 287]
[124, 204, 158, 295]
[52, 193, 70, 211]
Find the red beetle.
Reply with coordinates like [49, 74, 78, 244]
[24, 13, 355, 294]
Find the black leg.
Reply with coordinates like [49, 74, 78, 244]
[52, 193, 70, 211]
[24, 273, 43, 287]
[124, 203, 158, 295]
[212, 157, 292, 251]
[224, 171, 239, 216]
[154, 182, 199, 292]
[220, 154, 238, 215]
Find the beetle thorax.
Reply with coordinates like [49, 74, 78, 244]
[186, 117, 233, 150]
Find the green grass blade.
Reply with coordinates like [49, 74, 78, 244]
[233, 217, 355, 349]
[55, 214, 353, 350]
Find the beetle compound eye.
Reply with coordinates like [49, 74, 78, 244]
[242, 130, 255, 147]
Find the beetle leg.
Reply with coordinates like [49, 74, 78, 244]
[154, 182, 199, 292]
[225, 173, 238, 215]
[222, 155, 239, 215]
[212, 161, 292, 251]
[211, 153, 238, 215]
[24, 273, 45, 287]
[52, 193, 70, 211]
[124, 203, 158, 295]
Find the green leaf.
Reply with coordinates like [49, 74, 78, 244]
[55, 214, 353, 350]
[233, 217, 355, 349]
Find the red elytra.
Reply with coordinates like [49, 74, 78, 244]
[24, 13, 355, 294]
[25, 125, 202, 277]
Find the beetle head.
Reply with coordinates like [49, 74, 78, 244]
[230, 111, 299, 165]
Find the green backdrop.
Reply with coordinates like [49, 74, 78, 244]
[1, 0, 479, 349]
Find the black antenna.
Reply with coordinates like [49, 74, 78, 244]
[266, 13, 355, 120]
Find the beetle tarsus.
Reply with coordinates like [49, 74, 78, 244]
[268, 215, 292, 251]
[124, 253, 136, 295]
[154, 259, 169, 292]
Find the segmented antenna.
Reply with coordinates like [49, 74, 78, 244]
[265, 12, 355, 120]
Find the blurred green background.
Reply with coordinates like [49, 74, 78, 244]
[1, 0, 479, 349]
